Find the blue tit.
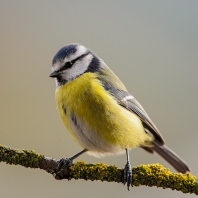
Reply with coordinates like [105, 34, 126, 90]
[49, 43, 190, 190]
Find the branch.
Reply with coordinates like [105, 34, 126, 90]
[0, 144, 197, 195]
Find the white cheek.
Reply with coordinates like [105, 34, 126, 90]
[64, 54, 93, 81]
[55, 79, 59, 88]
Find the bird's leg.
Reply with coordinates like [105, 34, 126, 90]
[54, 148, 88, 179]
[123, 148, 132, 190]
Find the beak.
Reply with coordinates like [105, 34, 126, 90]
[49, 70, 59, 78]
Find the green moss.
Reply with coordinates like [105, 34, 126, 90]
[70, 162, 198, 194]
[70, 161, 123, 183]
[1, 144, 198, 195]
[132, 164, 198, 194]
[0, 144, 44, 168]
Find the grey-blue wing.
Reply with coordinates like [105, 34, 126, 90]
[100, 80, 165, 145]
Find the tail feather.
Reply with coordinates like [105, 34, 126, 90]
[152, 143, 191, 173]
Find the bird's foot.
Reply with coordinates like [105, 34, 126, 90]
[123, 161, 132, 190]
[53, 158, 73, 180]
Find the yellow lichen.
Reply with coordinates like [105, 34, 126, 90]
[1, 144, 198, 195]
[0, 144, 43, 168]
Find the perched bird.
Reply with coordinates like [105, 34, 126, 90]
[49, 43, 190, 190]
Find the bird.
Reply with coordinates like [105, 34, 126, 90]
[49, 43, 190, 190]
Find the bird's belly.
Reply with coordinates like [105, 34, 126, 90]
[68, 114, 126, 157]
[66, 108, 149, 157]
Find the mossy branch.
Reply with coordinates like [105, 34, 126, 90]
[0, 144, 197, 195]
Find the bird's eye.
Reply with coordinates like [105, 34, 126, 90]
[65, 62, 73, 68]
[60, 61, 73, 71]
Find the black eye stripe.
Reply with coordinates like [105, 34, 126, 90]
[60, 62, 72, 71]
[59, 52, 90, 72]
[71, 52, 90, 64]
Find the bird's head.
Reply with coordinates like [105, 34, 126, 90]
[50, 43, 104, 86]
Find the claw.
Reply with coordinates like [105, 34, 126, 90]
[53, 149, 88, 180]
[123, 161, 132, 190]
[57, 158, 73, 171]
[53, 158, 73, 180]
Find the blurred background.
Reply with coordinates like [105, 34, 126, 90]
[0, 1, 198, 197]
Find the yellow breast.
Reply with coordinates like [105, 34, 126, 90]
[55, 72, 150, 155]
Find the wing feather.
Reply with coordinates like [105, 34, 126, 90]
[97, 70, 164, 145]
